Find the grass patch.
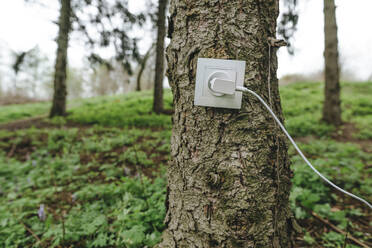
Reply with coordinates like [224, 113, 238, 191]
[281, 81, 372, 138]
[0, 102, 50, 124]
[280, 82, 331, 137]
[67, 90, 173, 128]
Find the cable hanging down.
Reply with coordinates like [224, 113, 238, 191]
[236, 86, 372, 210]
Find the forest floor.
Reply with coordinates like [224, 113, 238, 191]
[0, 82, 371, 247]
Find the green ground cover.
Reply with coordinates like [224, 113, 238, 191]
[0, 102, 51, 124]
[67, 91, 173, 128]
[0, 82, 371, 247]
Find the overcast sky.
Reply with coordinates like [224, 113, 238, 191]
[278, 0, 372, 80]
[1, 0, 372, 81]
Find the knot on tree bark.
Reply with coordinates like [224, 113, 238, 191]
[206, 172, 224, 188]
[268, 37, 288, 48]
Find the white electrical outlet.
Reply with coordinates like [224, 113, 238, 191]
[194, 58, 246, 109]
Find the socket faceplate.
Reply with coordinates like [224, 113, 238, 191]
[194, 58, 246, 109]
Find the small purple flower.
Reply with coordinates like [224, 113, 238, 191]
[27, 177, 31, 184]
[32, 160, 37, 167]
[38, 204, 46, 221]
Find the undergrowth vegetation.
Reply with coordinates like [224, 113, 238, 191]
[0, 102, 50, 124]
[67, 91, 173, 128]
[289, 140, 371, 247]
[0, 82, 371, 247]
[0, 127, 170, 247]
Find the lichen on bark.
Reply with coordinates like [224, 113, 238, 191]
[159, 0, 293, 247]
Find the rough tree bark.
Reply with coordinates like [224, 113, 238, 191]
[153, 0, 168, 113]
[322, 0, 342, 125]
[159, 0, 293, 247]
[50, 0, 71, 117]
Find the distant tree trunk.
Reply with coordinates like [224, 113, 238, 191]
[136, 45, 153, 91]
[322, 0, 342, 125]
[50, 0, 71, 117]
[152, 0, 167, 113]
[159, 0, 293, 247]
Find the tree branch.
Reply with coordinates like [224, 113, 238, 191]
[310, 211, 370, 248]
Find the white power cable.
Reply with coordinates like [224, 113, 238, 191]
[236, 86, 372, 210]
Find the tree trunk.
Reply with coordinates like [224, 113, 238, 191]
[136, 45, 153, 91]
[322, 0, 342, 125]
[153, 0, 168, 114]
[50, 0, 71, 117]
[159, 1, 293, 247]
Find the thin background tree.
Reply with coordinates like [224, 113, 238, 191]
[322, 0, 342, 125]
[153, 0, 168, 114]
[41, 0, 146, 117]
[279, 0, 342, 126]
